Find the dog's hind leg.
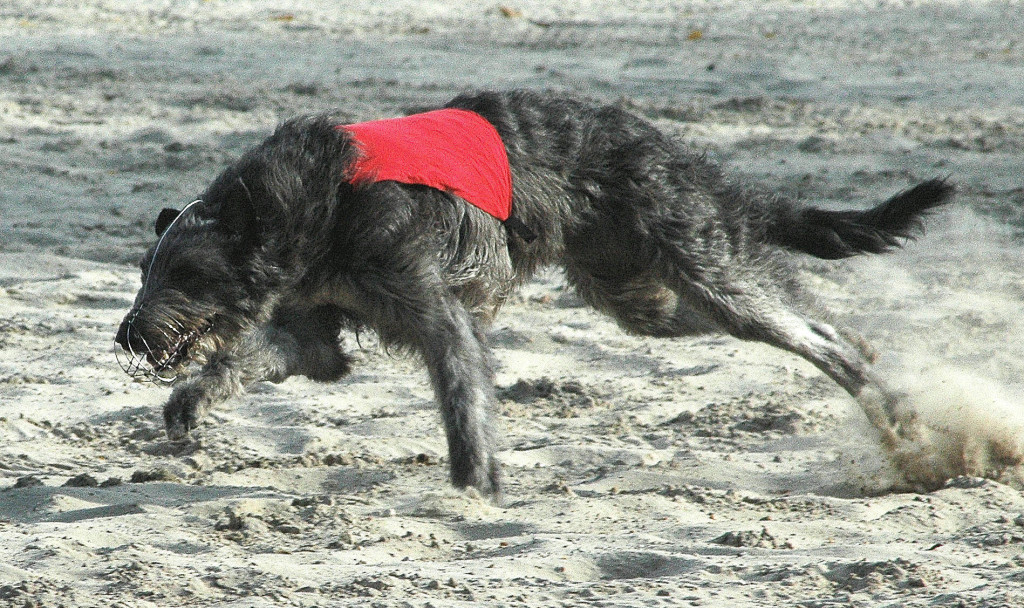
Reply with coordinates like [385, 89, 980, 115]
[567, 269, 718, 338]
[164, 306, 351, 439]
[571, 264, 869, 389]
[569, 242, 911, 445]
[656, 259, 915, 445]
[697, 291, 916, 448]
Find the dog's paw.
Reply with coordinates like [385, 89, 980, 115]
[302, 344, 354, 383]
[483, 457, 504, 505]
[451, 454, 504, 502]
[163, 382, 210, 440]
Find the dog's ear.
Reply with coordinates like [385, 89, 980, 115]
[155, 208, 181, 236]
[212, 176, 259, 239]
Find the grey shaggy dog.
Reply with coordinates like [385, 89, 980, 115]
[115, 90, 953, 498]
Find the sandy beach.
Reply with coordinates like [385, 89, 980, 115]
[2, 1, 1024, 606]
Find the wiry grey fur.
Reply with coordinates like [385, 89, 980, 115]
[115, 90, 954, 498]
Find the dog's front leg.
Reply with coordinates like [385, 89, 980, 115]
[364, 280, 502, 498]
[163, 320, 341, 440]
[418, 300, 503, 498]
[163, 351, 249, 440]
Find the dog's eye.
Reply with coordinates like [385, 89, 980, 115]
[163, 264, 205, 294]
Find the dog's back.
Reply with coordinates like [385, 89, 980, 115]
[448, 90, 952, 270]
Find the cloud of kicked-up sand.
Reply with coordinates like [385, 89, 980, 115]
[885, 365, 1024, 490]
[839, 210, 1024, 492]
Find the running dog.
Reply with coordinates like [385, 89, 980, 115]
[115, 90, 953, 497]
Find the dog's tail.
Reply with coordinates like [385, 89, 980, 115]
[765, 178, 954, 260]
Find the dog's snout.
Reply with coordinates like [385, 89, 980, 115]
[114, 318, 129, 350]
[115, 314, 144, 354]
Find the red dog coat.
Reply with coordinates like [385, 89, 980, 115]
[339, 109, 533, 241]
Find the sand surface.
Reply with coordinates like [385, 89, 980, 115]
[3, 1, 1024, 606]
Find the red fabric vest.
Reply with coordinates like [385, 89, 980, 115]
[339, 109, 513, 222]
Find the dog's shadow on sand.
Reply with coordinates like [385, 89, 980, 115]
[0, 467, 391, 526]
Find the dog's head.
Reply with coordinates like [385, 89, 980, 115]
[114, 170, 282, 381]
[114, 114, 358, 381]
